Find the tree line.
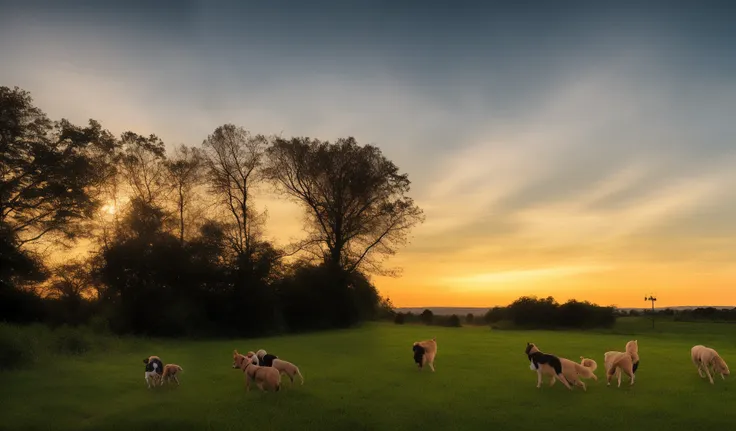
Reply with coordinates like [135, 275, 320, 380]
[0, 86, 423, 337]
[391, 296, 618, 329]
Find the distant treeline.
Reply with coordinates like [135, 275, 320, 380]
[392, 296, 617, 329]
[0, 86, 421, 337]
[622, 307, 736, 323]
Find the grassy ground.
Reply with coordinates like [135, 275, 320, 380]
[1, 318, 736, 431]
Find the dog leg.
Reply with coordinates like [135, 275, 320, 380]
[704, 363, 714, 384]
[549, 376, 556, 387]
[536, 370, 543, 388]
[697, 361, 706, 378]
[174, 375, 180, 386]
[429, 361, 435, 372]
[617, 369, 622, 387]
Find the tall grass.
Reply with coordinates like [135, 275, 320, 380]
[0, 323, 121, 370]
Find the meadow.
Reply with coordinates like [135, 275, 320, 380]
[1, 318, 735, 431]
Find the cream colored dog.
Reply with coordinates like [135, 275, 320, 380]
[604, 340, 639, 387]
[549, 356, 598, 391]
[691, 345, 730, 384]
[233, 350, 280, 392]
[412, 338, 437, 372]
[251, 349, 305, 386]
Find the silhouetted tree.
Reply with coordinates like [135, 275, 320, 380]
[0, 86, 115, 248]
[420, 309, 434, 325]
[202, 125, 268, 260]
[394, 312, 406, 324]
[264, 136, 424, 275]
[447, 314, 461, 327]
[465, 313, 475, 325]
[164, 144, 205, 243]
[119, 131, 168, 205]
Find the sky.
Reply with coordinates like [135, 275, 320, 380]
[1, 0, 735, 308]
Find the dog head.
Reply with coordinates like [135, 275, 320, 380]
[412, 343, 425, 366]
[525, 342, 539, 355]
[233, 350, 245, 369]
[714, 356, 730, 376]
[625, 340, 638, 354]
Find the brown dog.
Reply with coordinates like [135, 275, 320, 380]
[605, 340, 639, 387]
[233, 350, 280, 392]
[412, 338, 437, 372]
[691, 345, 730, 384]
[160, 364, 183, 386]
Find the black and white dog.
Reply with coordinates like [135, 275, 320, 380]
[143, 356, 164, 388]
[525, 343, 572, 390]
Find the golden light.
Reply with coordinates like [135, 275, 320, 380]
[100, 202, 117, 215]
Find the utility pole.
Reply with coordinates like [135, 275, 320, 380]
[644, 295, 657, 329]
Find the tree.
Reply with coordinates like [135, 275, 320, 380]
[202, 125, 268, 259]
[0, 86, 115, 248]
[119, 131, 168, 206]
[420, 309, 434, 325]
[264, 136, 424, 275]
[465, 313, 475, 325]
[165, 144, 205, 243]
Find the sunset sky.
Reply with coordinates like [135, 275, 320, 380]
[2, 1, 735, 308]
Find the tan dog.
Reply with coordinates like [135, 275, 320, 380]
[525, 343, 573, 390]
[253, 349, 305, 386]
[550, 356, 598, 391]
[160, 364, 183, 386]
[691, 345, 730, 384]
[604, 340, 639, 387]
[412, 338, 437, 372]
[233, 350, 280, 392]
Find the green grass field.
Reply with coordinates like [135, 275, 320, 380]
[2, 318, 736, 430]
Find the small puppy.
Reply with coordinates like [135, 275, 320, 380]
[605, 340, 639, 387]
[412, 337, 437, 372]
[525, 342, 573, 390]
[233, 350, 280, 392]
[691, 345, 730, 384]
[160, 364, 184, 386]
[252, 349, 305, 385]
[143, 356, 164, 389]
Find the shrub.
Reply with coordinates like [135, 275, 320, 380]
[394, 312, 406, 325]
[419, 309, 434, 325]
[446, 314, 461, 327]
[52, 325, 92, 355]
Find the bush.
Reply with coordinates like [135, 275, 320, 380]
[0, 325, 35, 370]
[394, 312, 406, 325]
[420, 309, 434, 325]
[52, 325, 92, 355]
[446, 314, 461, 327]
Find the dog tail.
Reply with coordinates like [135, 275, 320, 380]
[177, 365, 183, 372]
[296, 367, 304, 385]
[573, 362, 597, 380]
